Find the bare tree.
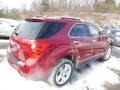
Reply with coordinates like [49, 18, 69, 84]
[30, 0, 43, 16]
[21, 4, 27, 18]
[41, 0, 50, 11]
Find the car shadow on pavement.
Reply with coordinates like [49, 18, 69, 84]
[104, 82, 120, 90]
[69, 63, 120, 90]
[103, 67, 120, 90]
[112, 46, 120, 58]
[69, 59, 102, 84]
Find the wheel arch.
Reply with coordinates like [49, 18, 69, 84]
[63, 55, 76, 68]
[110, 42, 114, 46]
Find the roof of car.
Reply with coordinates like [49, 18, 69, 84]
[25, 16, 82, 23]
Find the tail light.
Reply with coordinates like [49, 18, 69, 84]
[31, 42, 48, 56]
[26, 41, 48, 66]
[20, 65, 30, 73]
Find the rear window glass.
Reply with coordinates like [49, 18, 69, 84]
[14, 21, 65, 40]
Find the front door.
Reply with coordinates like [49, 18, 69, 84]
[88, 24, 106, 56]
[69, 24, 93, 63]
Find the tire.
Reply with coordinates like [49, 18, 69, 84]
[102, 45, 112, 61]
[47, 58, 73, 87]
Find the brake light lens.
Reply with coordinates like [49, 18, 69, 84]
[20, 65, 30, 73]
[26, 58, 37, 66]
[31, 42, 48, 56]
[26, 41, 48, 66]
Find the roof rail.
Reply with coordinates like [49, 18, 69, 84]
[60, 16, 81, 21]
[33, 16, 81, 21]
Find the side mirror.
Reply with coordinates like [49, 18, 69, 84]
[98, 31, 102, 35]
[101, 30, 107, 35]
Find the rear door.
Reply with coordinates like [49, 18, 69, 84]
[69, 24, 93, 62]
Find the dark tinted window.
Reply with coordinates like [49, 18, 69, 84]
[69, 24, 89, 37]
[14, 21, 65, 40]
[38, 22, 65, 38]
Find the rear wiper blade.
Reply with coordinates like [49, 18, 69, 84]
[14, 32, 18, 36]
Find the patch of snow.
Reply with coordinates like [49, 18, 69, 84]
[0, 49, 120, 90]
[0, 40, 9, 43]
[114, 46, 120, 51]
[0, 49, 7, 56]
[0, 49, 7, 61]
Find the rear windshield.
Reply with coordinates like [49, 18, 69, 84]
[13, 21, 65, 40]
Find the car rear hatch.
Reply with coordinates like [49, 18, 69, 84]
[9, 18, 66, 64]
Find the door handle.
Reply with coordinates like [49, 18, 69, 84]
[73, 41, 80, 44]
[93, 40, 97, 43]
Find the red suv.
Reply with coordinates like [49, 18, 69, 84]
[7, 17, 113, 86]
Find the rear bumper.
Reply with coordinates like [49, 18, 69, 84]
[7, 47, 47, 80]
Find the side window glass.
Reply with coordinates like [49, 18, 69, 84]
[89, 25, 99, 37]
[69, 24, 89, 37]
